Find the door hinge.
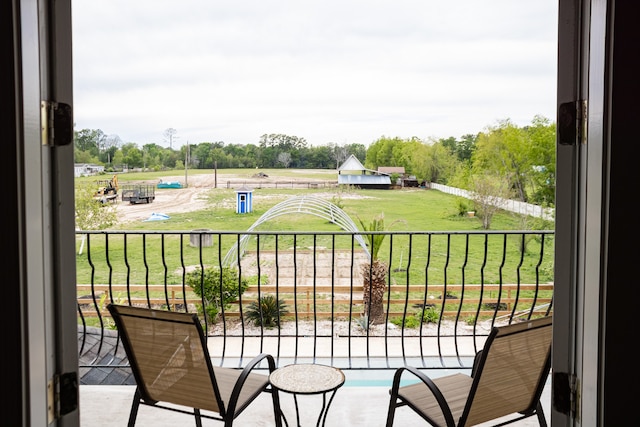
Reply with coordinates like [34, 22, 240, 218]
[48, 372, 78, 422]
[578, 99, 588, 145]
[40, 100, 73, 147]
[558, 100, 587, 145]
[552, 371, 579, 418]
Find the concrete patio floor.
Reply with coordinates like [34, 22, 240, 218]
[80, 371, 551, 426]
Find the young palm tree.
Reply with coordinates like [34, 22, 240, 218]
[358, 213, 404, 325]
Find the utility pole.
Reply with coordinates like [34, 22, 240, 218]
[184, 141, 189, 187]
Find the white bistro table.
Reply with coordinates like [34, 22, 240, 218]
[269, 363, 345, 427]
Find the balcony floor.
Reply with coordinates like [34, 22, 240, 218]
[80, 371, 550, 426]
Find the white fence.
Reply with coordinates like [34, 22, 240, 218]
[429, 183, 555, 221]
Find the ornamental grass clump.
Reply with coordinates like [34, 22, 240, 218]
[245, 294, 288, 328]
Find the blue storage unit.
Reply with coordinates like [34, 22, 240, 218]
[235, 186, 253, 214]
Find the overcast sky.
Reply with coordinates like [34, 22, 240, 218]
[72, 1, 558, 148]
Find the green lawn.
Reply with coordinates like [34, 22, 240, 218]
[76, 169, 555, 287]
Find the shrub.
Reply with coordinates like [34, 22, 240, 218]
[421, 306, 440, 323]
[454, 197, 473, 217]
[186, 266, 248, 324]
[244, 294, 288, 328]
[389, 306, 440, 329]
[355, 314, 369, 330]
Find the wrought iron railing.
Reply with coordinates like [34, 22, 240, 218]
[76, 229, 554, 376]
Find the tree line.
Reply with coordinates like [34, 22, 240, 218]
[74, 131, 367, 171]
[75, 114, 555, 208]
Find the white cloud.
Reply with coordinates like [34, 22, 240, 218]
[72, 0, 558, 147]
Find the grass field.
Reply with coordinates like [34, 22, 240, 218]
[76, 169, 555, 285]
[90, 168, 548, 232]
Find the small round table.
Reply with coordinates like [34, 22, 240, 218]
[269, 363, 345, 427]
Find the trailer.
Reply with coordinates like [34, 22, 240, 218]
[121, 184, 155, 204]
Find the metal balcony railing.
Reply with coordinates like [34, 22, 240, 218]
[76, 229, 554, 380]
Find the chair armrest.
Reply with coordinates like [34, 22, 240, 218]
[390, 366, 456, 427]
[227, 353, 276, 414]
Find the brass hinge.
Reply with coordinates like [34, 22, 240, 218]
[48, 372, 78, 422]
[558, 100, 587, 146]
[40, 100, 73, 147]
[571, 375, 581, 421]
[578, 99, 588, 145]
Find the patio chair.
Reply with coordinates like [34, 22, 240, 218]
[107, 304, 282, 427]
[386, 315, 552, 427]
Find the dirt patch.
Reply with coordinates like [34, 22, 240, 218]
[114, 171, 373, 224]
[114, 172, 264, 223]
[114, 174, 214, 223]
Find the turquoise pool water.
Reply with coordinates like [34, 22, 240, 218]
[342, 368, 471, 387]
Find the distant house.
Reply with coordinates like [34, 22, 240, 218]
[377, 166, 419, 187]
[377, 166, 405, 176]
[74, 163, 104, 177]
[337, 155, 391, 189]
[378, 166, 405, 186]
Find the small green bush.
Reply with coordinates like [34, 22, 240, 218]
[421, 306, 440, 323]
[186, 266, 249, 324]
[390, 306, 440, 329]
[454, 197, 473, 216]
[244, 294, 288, 328]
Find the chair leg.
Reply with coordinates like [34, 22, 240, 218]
[194, 408, 203, 427]
[386, 393, 398, 427]
[127, 388, 141, 427]
[536, 401, 547, 427]
[271, 389, 284, 427]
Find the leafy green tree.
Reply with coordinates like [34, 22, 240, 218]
[120, 143, 143, 168]
[74, 182, 118, 254]
[347, 143, 367, 163]
[112, 150, 125, 169]
[472, 117, 555, 205]
[74, 128, 106, 158]
[525, 115, 556, 206]
[440, 134, 477, 163]
[470, 172, 515, 230]
[365, 137, 403, 169]
[473, 120, 526, 201]
[426, 141, 460, 183]
[161, 149, 180, 169]
[74, 147, 99, 164]
[305, 144, 333, 168]
[457, 134, 477, 163]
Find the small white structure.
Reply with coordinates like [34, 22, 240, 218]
[337, 154, 391, 188]
[74, 163, 104, 177]
[235, 186, 253, 214]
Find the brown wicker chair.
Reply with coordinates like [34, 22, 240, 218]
[386, 316, 552, 427]
[107, 304, 282, 427]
